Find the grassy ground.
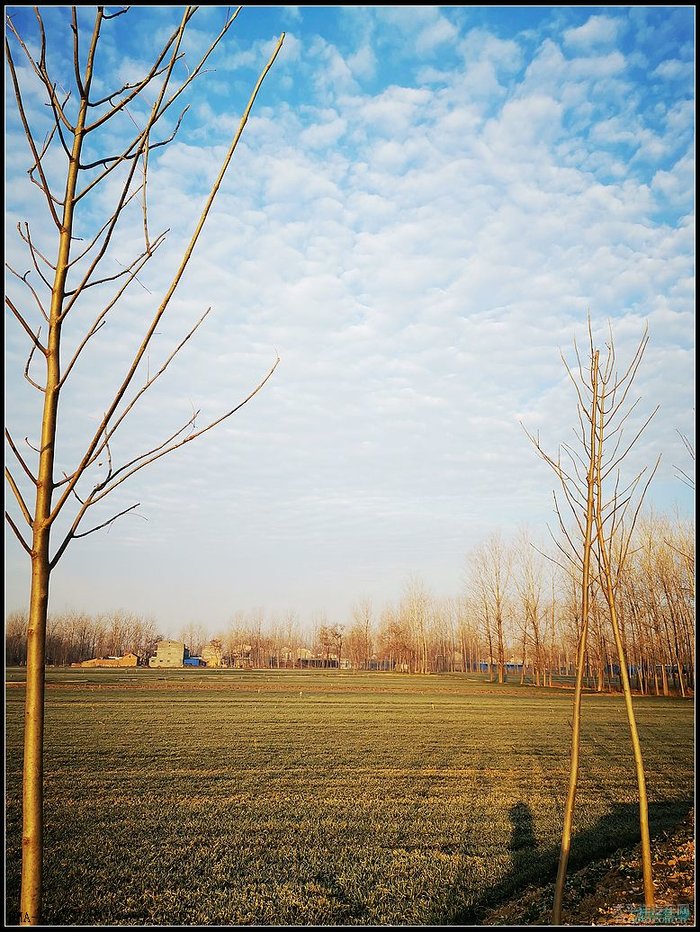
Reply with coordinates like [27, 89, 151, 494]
[4, 668, 694, 926]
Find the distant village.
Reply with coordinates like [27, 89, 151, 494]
[71, 638, 352, 670]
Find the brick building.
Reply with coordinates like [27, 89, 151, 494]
[148, 640, 186, 668]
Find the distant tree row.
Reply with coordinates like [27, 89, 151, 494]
[5, 609, 161, 668]
[5, 511, 693, 695]
[460, 513, 694, 696]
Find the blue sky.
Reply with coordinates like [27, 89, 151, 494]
[4, 6, 695, 637]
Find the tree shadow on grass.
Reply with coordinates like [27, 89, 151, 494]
[438, 796, 693, 925]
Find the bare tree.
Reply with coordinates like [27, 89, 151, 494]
[347, 597, 374, 670]
[524, 319, 659, 921]
[513, 527, 546, 686]
[179, 621, 207, 658]
[5, 610, 29, 666]
[400, 575, 431, 674]
[4, 7, 285, 924]
[377, 603, 411, 673]
[467, 535, 511, 684]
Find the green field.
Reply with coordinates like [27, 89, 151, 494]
[5, 669, 694, 926]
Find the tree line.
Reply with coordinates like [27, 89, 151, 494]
[6, 509, 693, 695]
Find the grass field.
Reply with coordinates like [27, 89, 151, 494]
[4, 668, 694, 926]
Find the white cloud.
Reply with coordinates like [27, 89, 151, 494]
[563, 15, 621, 49]
[5, 8, 693, 633]
[299, 113, 347, 149]
[651, 153, 695, 211]
[652, 58, 694, 81]
[351, 85, 432, 137]
[308, 36, 359, 100]
[347, 43, 377, 81]
[415, 16, 458, 55]
[460, 28, 523, 74]
[568, 49, 626, 78]
[370, 6, 459, 59]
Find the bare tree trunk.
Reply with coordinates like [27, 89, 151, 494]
[594, 413, 655, 907]
[20, 537, 50, 926]
[598, 550, 654, 904]
[496, 609, 506, 684]
[551, 349, 599, 926]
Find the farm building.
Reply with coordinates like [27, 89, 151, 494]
[71, 652, 138, 668]
[148, 640, 187, 668]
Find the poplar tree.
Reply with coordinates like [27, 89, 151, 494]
[523, 319, 659, 922]
[5, 7, 284, 924]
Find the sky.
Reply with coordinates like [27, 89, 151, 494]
[4, 5, 695, 638]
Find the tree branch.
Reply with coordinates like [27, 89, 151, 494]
[5, 510, 32, 555]
[5, 466, 33, 525]
[50, 502, 144, 570]
[5, 295, 48, 352]
[5, 428, 38, 485]
[92, 355, 280, 502]
[4, 31, 71, 228]
[49, 32, 286, 525]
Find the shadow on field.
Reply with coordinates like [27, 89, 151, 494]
[439, 796, 693, 925]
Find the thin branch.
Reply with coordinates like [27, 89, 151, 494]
[76, 106, 189, 186]
[17, 222, 58, 273]
[43, 81, 74, 162]
[600, 406, 659, 481]
[92, 304, 211, 458]
[31, 9, 76, 134]
[5, 268, 49, 323]
[17, 224, 55, 291]
[59, 233, 168, 388]
[676, 429, 695, 461]
[66, 186, 144, 268]
[5, 429, 38, 485]
[5, 295, 48, 352]
[88, 57, 175, 109]
[50, 502, 143, 569]
[27, 110, 64, 189]
[561, 351, 594, 420]
[64, 241, 158, 297]
[534, 537, 581, 577]
[610, 457, 662, 583]
[4, 466, 33, 525]
[83, 8, 197, 130]
[62, 162, 152, 316]
[5, 511, 32, 556]
[93, 355, 280, 502]
[601, 332, 650, 426]
[94, 410, 201, 494]
[560, 441, 589, 485]
[62, 471, 86, 506]
[73, 502, 144, 540]
[4, 35, 62, 226]
[23, 338, 46, 392]
[673, 466, 695, 490]
[102, 7, 130, 22]
[70, 8, 86, 99]
[5, 16, 75, 135]
[64, 19, 198, 307]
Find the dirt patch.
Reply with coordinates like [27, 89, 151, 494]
[482, 809, 694, 926]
